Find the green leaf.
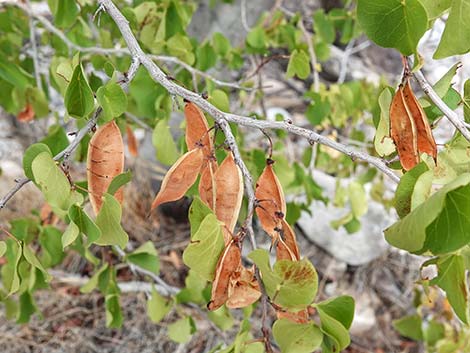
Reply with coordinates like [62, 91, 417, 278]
[39, 226, 65, 267]
[61, 220, 80, 249]
[189, 197, 213, 235]
[246, 27, 266, 49]
[357, 0, 428, 55]
[410, 170, 434, 211]
[107, 171, 132, 196]
[434, 0, 470, 58]
[313, 10, 335, 44]
[64, 64, 95, 119]
[152, 119, 179, 165]
[94, 194, 128, 248]
[286, 49, 310, 80]
[68, 204, 101, 244]
[385, 173, 470, 253]
[176, 269, 206, 305]
[424, 320, 445, 345]
[393, 314, 423, 341]
[147, 285, 172, 323]
[423, 184, 470, 254]
[419, 0, 452, 19]
[17, 291, 38, 324]
[166, 34, 195, 64]
[374, 87, 395, 157]
[50, 0, 79, 28]
[208, 89, 230, 112]
[182, 214, 225, 281]
[272, 319, 323, 353]
[0, 241, 6, 258]
[348, 182, 367, 218]
[105, 270, 123, 328]
[168, 317, 195, 343]
[317, 306, 350, 351]
[81, 263, 109, 293]
[40, 124, 69, 157]
[464, 79, 470, 123]
[316, 295, 355, 329]
[96, 82, 128, 121]
[22, 245, 52, 282]
[0, 57, 32, 90]
[32, 152, 74, 216]
[207, 306, 234, 331]
[248, 249, 318, 310]
[25, 86, 49, 118]
[212, 32, 231, 56]
[126, 241, 160, 274]
[431, 255, 469, 324]
[23, 143, 52, 181]
[2, 241, 22, 296]
[196, 42, 217, 71]
[394, 162, 429, 219]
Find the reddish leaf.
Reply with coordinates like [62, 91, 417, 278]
[208, 240, 241, 311]
[255, 160, 286, 238]
[215, 153, 244, 235]
[126, 124, 138, 157]
[87, 121, 125, 215]
[151, 148, 204, 211]
[390, 85, 419, 171]
[199, 159, 217, 209]
[402, 80, 437, 161]
[226, 266, 261, 308]
[17, 103, 35, 122]
[184, 101, 212, 155]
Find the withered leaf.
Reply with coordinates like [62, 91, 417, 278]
[199, 159, 217, 210]
[390, 85, 419, 171]
[226, 266, 261, 309]
[126, 124, 138, 157]
[277, 309, 309, 324]
[17, 103, 35, 122]
[215, 153, 244, 235]
[151, 148, 204, 211]
[87, 120, 124, 216]
[255, 160, 286, 238]
[185, 101, 212, 155]
[208, 240, 241, 311]
[402, 80, 437, 161]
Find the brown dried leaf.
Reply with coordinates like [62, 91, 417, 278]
[208, 240, 241, 311]
[402, 80, 437, 161]
[126, 124, 138, 157]
[276, 309, 309, 324]
[390, 85, 419, 171]
[87, 120, 125, 215]
[17, 103, 35, 122]
[185, 101, 212, 155]
[215, 153, 244, 234]
[226, 267, 261, 309]
[255, 160, 286, 238]
[199, 159, 217, 209]
[150, 148, 204, 211]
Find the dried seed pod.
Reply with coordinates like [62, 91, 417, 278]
[390, 85, 419, 171]
[215, 153, 244, 234]
[87, 120, 125, 215]
[184, 101, 212, 155]
[255, 160, 286, 238]
[126, 124, 138, 157]
[199, 159, 217, 210]
[17, 103, 35, 122]
[150, 148, 204, 211]
[402, 80, 437, 161]
[226, 266, 261, 309]
[208, 240, 241, 311]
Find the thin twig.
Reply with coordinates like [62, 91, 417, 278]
[298, 18, 320, 92]
[411, 62, 470, 142]
[0, 59, 141, 211]
[26, 0, 43, 92]
[337, 38, 355, 84]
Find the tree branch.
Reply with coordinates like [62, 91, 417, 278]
[98, 0, 399, 186]
[298, 16, 320, 92]
[0, 58, 141, 211]
[413, 67, 470, 142]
